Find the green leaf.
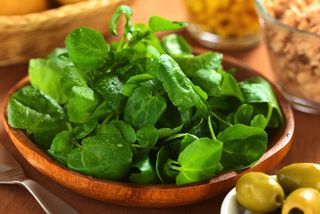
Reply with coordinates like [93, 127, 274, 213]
[67, 133, 133, 180]
[72, 119, 97, 139]
[136, 124, 158, 149]
[217, 124, 268, 170]
[161, 34, 192, 56]
[60, 66, 87, 96]
[67, 86, 99, 124]
[148, 16, 187, 32]
[234, 104, 255, 125]
[220, 71, 244, 102]
[47, 48, 73, 69]
[179, 134, 198, 152]
[176, 138, 222, 185]
[109, 5, 133, 39]
[174, 53, 234, 98]
[94, 74, 126, 112]
[156, 54, 205, 112]
[158, 124, 183, 139]
[65, 27, 109, 70]
[239, 77, 283, 127]
[29, 58, 67, 104]
[175, 52, 223, 76]
[124, 86, 167, 129]
[129, 154, 158, 184]
[250, 114, 267, 129]
[7, 86, 67, 148]
[90, 101, 114, 122]
[122, 74, 154, 97]
[155, 146, 177, 183]
[48, 131, 76, 165]
[109, 120, 136, 145]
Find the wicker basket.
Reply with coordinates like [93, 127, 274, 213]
[0, 0, 134, 66]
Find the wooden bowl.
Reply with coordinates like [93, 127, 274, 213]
[1, 57, 294, 207]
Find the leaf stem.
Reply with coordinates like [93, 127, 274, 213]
[131, 143, 143, 148]
[210, 111, 232, 127]
[163, 133, 187, 142]
[207, 116, 217, 141]
[66, 122, 73, 131]
[101, 112, 115, 125]
[168, 160, 181, 171]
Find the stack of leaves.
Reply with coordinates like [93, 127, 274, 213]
[7, 6, 283, 185]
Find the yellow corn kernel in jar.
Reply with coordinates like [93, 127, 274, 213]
[185, 0, 260, 38]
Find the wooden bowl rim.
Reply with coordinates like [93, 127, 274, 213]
[1, 56, 295, 206]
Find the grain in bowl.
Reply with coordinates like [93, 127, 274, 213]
[257, 0, 320, 113]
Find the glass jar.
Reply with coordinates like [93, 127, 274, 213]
[257, 0, 320, 114]
[185, 0, 261, 50]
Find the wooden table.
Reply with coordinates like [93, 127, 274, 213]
[1, 0, 320, 213]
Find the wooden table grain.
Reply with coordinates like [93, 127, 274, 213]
[0, 0, 319, 213]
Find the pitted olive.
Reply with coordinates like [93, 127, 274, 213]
[282, 188, 320, 214]
[236, 172, 285, 212]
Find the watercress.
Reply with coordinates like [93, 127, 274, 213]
[7, 5, 283, 186]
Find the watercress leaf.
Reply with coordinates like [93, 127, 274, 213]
[122, 74, 154, 96]
[155, 54, 204, 112]
[179, 134, 199, 152]
[109, 5, 133, 39]
[207, 96, 229, 110]
[47, 48, 73, 69]
[175, 52, 223, 76]
[158, 124, 184, 139]
[176, 137, 223, 185]
[94, 74, 126, 112]
[29, 58, 67, 104]
[60, 66, 87, 96]
[124, 86, 167, 129]
[109, 120, 136, 145]
[72, 119, 97, 140]
[192, 69, 222, 97]
[65, 27, 109, 70]
[161, 34, 192, 56]
[67, 86, 99, 124]
[175, 53, 223, 97]
[67, 133, 132, 180]
[33, 125, 67, 149]
[148, 16, 187, 32]
[234, 104, 255, 125]
[136, 124, 158, 149]
[90, 101, 114, 122]
[48, 131, 76, 165]
[250, 114, 267, 129]
[220, 71, 244, 102]
[155, 146, 170, 183]
[7, 86, 67, 148]
[8, 86, 66, 128]
[188, 118, 210, 137]
[239, 77, 283, 127]
[129, 154, 158, 184]
[155, 146, 179, 183]
[217, 124, 268, 170]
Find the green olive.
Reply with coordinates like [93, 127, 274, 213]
[236, 172, 285, 212]
[277, 163, 320, 193]
[282, 188, 320, 214]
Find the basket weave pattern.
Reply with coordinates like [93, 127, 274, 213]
[0, 0, 131, 66]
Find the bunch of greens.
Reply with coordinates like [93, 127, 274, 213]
[7, 6, 283, 185]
